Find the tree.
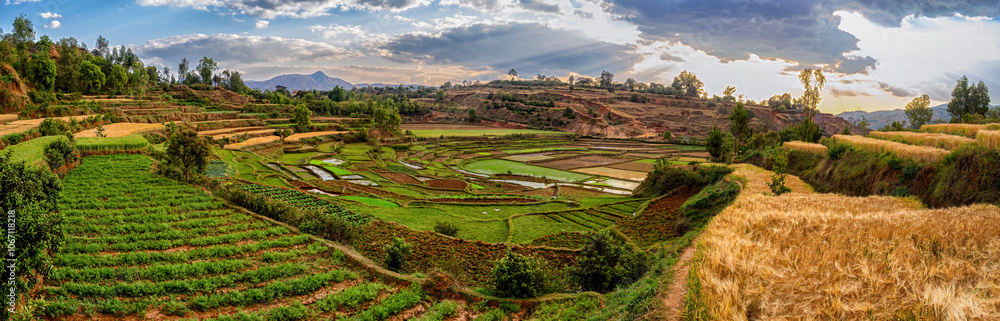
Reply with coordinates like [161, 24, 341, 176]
[329, 85, 346, 102]
[563, 107, 576, 119]
[292, 104, 312, 132]
[706, 126, 727, 160]
[93, 35, 109, 57]
[946, 76, 989, 121]
[128, 61, 148, 94]
[178, 57, 190, 84]
[197, 57, 218, 85]
[904, 94, 933, 130]
[671, 70, 704, 97]
[970, 81, 991, 116]
[491, 251, 546, 298]
[600, 70, 614, 88]
[508, 68, 518, 81]
[723, 85, 737, 102]
[467, 108, 478, 122]
[794, 69, 825, 143]
[164, 129, 210, 182]
[570, 231, 647, 293]
[43, 139, 78, 171]
[79, 60, 105, 94]
[625, 77, 637, 91]
[11, 14, 35, 50]
[108, 64, 128, 94]
[663, 131, 672, 141]
[27, 54, 57, 91]
[383, 237, 411, 272]
[767, 150, 792, 196]
[728, 102, 750, 151]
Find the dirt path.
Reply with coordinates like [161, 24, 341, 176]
[662, 246, 696, 320]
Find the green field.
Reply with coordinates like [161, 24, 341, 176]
[463, 159, 591, 182]
[407, 128, 574, 137]
[5, 135, 67, 167]
[340, 195, 399, 208]
[76, 135, 150, 152]
[503, 146, 587, 154]
[308, 159, 354, 176]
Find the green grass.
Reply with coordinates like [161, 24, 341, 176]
[366, 207, 508, 242]
[502, 147, 587, 154]
[75, 135, 150, 152]
[463, 159, 591, 182]
[276, 152, 317, 164]
[5, 135, 67, 167]
[381, 186, 429, 198]
[408, 202, 574, 220]
[340, 196, 399, 208]
[509, 214, 592, 243]
[577, 197, 631, 208]
[407, 129, 573, 138]
[635, 159, 658, 164]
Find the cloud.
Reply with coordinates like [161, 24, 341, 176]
[604, 0, 1000, 67]
[133, 34, 359, 67]
[311, 24, 367, 38]
[380, 22, 640, 77]
[135, 0, 429, 18]
[519, 0, 559, 13]
[39, 12, 62, 19]
[44, 20, 61, 29]
[255, 20, 269, 29]
[4, 0, 40, 4]
[438, 0, 504, 11]
[241, 63, 496, 85]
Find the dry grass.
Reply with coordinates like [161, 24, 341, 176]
[196, 126, 266, 136]
[285, 130, 349, 142]
[921, 123, 1000, 138]
[975, 130, 1000, 149]
[211, 129, 275, 140]
[0, 114, 17, 123]
[782, 141, 828, 154]
[692, 164, 1000, 320]
[0, 115, 92, 137]
[868, 131, 975, 150]
[75, 123, 164, 138]
[223, 135, 280, 150]
[833, 134, 950, 163]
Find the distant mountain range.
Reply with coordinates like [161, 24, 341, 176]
[245, 71, 355, 91]
[354, 83, 427, 89]
[836, 104, 951, 130]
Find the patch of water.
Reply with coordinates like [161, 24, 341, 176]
[267, 163, 298, 180]
[601, 179, 640, 190]
[321, 158, 346, 166]
[306, 189, 338, 197]
[493, 179, 553, 189]
[349, 180, 379, 186]
[398, 161, 423, 170]
[341, 175, 365, 180]
[302, 165, 336, 181]
[456, 169, 489, 178]
[415, 176, 433, 182]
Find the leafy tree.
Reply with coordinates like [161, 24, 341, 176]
[767, 150, 792, 196]
[27, 54, 57, 91]
[197, 57, 218, 85]
[851, 115, 870, 133]
[79, 60, 105, 94]
[11, 14, 35, 50]
[728, 101, 750, 151]
[38, 118, 70, 136]
[508, 68, 518, 81]
[570, 231, 647, 293]
[467, 107, 478, 122]
[433, 221, 459, 237]
[706, 126, 727, 160]
[671, 70, 704, 97]
[970, 81, 991, 117]
[93, 35, 110, 57]
[795, 69, 825, 143]
[947, 76, 990, 121]
[600, 70, 614, 88]
[563, 107, 576, 119]
[384, 237, 411, 272]
[164, 129, 210, 182]
[329, 85, 346, 102]
[491, 251, 545, 298]
[128, 61, 147, 94]
[904, 94, 933, 130]
[663, 131, 672, 141]
[43, 139, 78, 171]
[435, 89, 446, 102]
[178, 57, 190, 84]
[108, 64, 128, 94]
[292, 104, 312, 132]
[723, 85, 737, 102]
[624, 77, 637, 90]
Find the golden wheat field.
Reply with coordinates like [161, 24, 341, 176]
[74, 122, 165, 138]
[0, 114, 17, 122]
[285, 130, 349, 142]
[833, 134, 951, 163]
[921, 123, 1000, 137]
[223, 135, 280, 150]
[782, 141, 828, 154]
[868, 131, 975, 150]
[690, 164, 1000, 320]
[0, 115, 92, 137]
[975, 130, 1000, 149]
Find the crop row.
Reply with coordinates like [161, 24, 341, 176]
[64, 208, 234, 226]
[57, 263, 312, 298]
[64, 214, 254, 235]
[187, 270, 357, 311]
[50, 258, 252, 283]
[60, 226, 290, 254]
[54, 235, 313, 268]
[235, 183, 373, 225]
[68, 221, 272, 245]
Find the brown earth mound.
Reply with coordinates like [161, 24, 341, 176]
[427, 179, 468, 190]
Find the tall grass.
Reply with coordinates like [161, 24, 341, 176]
[975, 130, 1000, 149]
[833, 134, 950, 163]
[689, 164, 1000, 320]
[867, 131, 974, 150]
[781, 141, 827, 154]
[75, 135, 150, 152]
[920, 123, 1000, 138]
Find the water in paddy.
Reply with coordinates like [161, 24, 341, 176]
[302, 165, 336, 181]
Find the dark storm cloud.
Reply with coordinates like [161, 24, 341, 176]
[134, 34, 357, 65]
[380, 22, 640, 76]
[519, 0, 560, 13]
[605, 0, 1000, 67]
[835, 55, 878, 74]
[878, 82, 915, 97]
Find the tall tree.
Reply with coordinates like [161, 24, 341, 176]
[795, 68, 825, 143]
[329, 85, 346, 102]
[108, 64, 128, 94]
[947, 76, 970, 120]
[128, 61, 147, 93]
[55, 37, 84, 92]
[904, 94, 933, 130]
[197, 57, 217, 85]
[27, 54, 57, 91]
[79, 60, 105, 94]
[292, 104, 312, 132]
[508, 68, 518, 81]
[970, 81, 991, 116]
[11, 14, 35, 51]
[600, 70, 614, 88]
[178, 58, 189, 84]
[671, 70, 704, 97]
[93, 35, 109, 58]
[728, 101, 750, 150]
[723, 85, 737, 102]
[164, 130, 210, 182]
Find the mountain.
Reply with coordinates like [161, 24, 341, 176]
[836, 104, 951, 130]
[244, 71, 354, 91]
[354, 83, 427, 89]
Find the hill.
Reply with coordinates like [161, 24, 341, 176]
[836, 104, 950, 129]
[245, 71, 355, 91]
[354, 83, 426, 89]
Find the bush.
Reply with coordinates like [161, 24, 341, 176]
[570, 231, 648, 293]
[384, 237, 411, 272]
[298, 210, 355, 243]
[28, 90, 56, 105]
[433, 221, 460, 237]
[38, 118, 70, 136]
[43, 139, 78, 170]
[491, 251, 546, 298]
[826, 142, 851, 160]
[633, 162, 732, 198]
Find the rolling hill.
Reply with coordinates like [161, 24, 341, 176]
[245, 71, 355, 91]
[836, 104, 950, 130]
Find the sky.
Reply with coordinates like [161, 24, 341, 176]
[3, 0, 1000, 113]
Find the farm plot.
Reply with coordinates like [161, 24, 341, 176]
[463, 159, 591, 182]
[235, 183, 373, 225]
[40, 154, 421, 320]
[532, 155, 628, 170]
[605, 161, 654, 172]
[75, 135, 150, 152]
[502, 152, 556, 162]
[223, 135, 280, 150]
[399, 124, 573, 137]
[509, 209, 624, 243]
[573, 166, 648, 181]
[74, 122, 164, 138]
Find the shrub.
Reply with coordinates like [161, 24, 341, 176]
[384, 237, 411, 272]
[43, 139, 78, 170]
[570, 231, 648, 293]
[28, 90, 56, 105]
[491, 251, 546, 298]
[826, 142, 851, 160]
[38, 118, 70, 136]
[433, 221, 460, 237]
[298, 210, 355, 243]
[633, 162, 732, 198]
[160, 300, 189, 317]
